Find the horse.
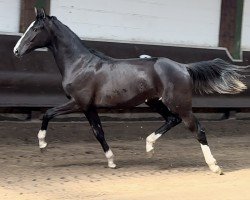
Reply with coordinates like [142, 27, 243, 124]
[13, 8, 247, 174]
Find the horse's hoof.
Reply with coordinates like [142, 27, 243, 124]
[108, 163, 117, 169]
[146, 140, 154, 152]
[39, 141, 47, 149]
[146, 140, 155, 158]
[209, 164, 223, 175]
[40, 146, 47, 153]
[146, 149, 154, 158]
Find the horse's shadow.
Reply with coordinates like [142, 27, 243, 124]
[50, 156, 250, 173]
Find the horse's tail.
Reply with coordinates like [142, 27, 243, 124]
[186, 58, 248, 94]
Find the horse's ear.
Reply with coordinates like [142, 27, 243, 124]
[35, 7, 46, 19]
[41, 8, 46, 19]
[34, 7, 38, 17]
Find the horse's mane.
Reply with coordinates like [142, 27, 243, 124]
[87, 47, 113, 60]
[52, 17, 112, 60]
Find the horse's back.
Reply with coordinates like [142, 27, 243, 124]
[154, 58, 190, 81]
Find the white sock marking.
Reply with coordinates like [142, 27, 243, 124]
[200, 144, 222, 174]
[140, 54, 151, 58]
[105, 149, 116, 168]
[13, 21, 35, 53]
[37, 130, 47, 149]
[146, 132, 162, 152]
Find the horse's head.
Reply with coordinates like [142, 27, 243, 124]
[14, 8, 52, 57]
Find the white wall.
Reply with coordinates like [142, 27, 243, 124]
[242, 0, 250, 50]
[0, 0, 21, 33]
[51, 0, 221, 47]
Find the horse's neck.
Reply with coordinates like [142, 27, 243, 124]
[49, 21, 93, 77]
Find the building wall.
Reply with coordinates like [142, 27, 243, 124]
[51, 0, 221, 47]
[242, 0, 250, 50]
[0, 0, 21, 33]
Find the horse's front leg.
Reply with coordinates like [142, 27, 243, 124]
[84, 107, 116, 168]
[38, 99, 80, 151]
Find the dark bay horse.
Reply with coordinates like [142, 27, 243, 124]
[14, 8, 247, 174]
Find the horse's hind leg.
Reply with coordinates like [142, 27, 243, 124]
[84, 107, 116, 168]
[38, 99, 80, 151]
[145, 99, 182, 154]
[181, 111, 222, 174]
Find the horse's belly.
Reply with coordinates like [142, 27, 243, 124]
[95, 87, 156, 108]
[94, 69, 159, 108]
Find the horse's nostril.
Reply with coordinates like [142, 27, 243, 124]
[14, 49, 19, 56]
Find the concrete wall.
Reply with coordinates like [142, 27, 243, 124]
[51, 0, 221, 47]
[0, 0, 20, 33]
[242, 0, 250, 50]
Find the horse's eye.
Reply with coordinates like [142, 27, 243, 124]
[33, 28, 38, 32]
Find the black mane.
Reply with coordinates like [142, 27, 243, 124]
[87, 47, 113, 60]
[52, 17, 112, 60]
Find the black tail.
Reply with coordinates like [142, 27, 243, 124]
[186, 58, 247, 94]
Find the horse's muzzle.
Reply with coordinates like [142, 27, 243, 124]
[14, 49, 21, 57]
